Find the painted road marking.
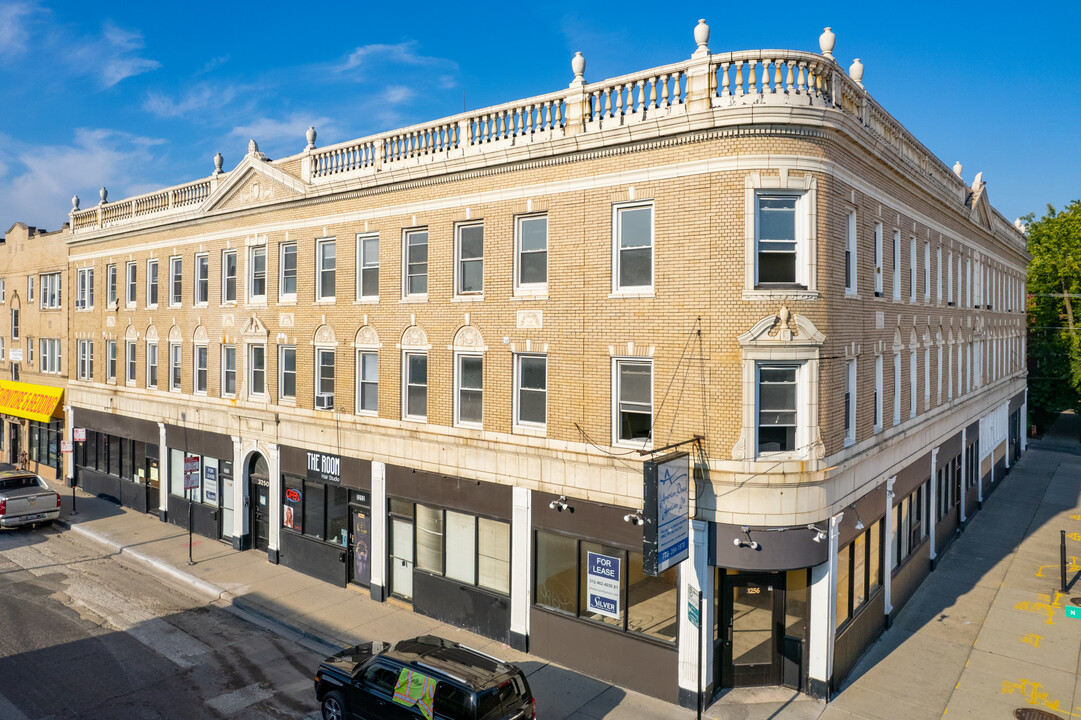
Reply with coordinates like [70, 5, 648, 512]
[1020, 633, 1043, 647]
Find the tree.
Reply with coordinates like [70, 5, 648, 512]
[1025, 200, 1081, 429]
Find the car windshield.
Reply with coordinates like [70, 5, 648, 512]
[0, 477, 39, 491]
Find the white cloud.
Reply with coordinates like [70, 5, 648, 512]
[144, 82, 238, 118]
[229, 113, 337, 156]
[0, 1, 37, 59]
[66, 20, 160, 88]
[0, 128, 166, 231]
[335, 40, 459, 80]
[384, 85, 414, 104]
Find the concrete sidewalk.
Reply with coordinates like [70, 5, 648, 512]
[47, 411, 1081, 720]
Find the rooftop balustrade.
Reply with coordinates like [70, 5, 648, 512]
[68, 21, 1023, 252]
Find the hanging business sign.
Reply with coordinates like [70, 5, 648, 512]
[643, 451, 690, 576]
[586, 551, 621, 620]
[306, 451, 341, 484]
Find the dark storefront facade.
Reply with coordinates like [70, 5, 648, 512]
[73, 408, 160, 514]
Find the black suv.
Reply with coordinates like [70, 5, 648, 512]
[315, 635, 536, 720]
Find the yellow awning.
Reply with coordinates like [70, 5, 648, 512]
[0, 380, 63, 423]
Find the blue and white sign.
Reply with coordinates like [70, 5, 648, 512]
[643, 452, 690, 575]
[586, 551, 621, 620]
[204, 465, 218, 503]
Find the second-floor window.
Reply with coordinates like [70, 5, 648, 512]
[41, 272, 61, 309]
[169, 257, 182, 306]
[147, 260, 158, 307]
[455, 354, 483, 427]
[106, 340, 117, 381]
[404, 229, 428, 297]
[106, 264, 117, 306]
[614, 202, 653, 292]
[403, 352, 427, 420]
[615, 360, 652, 446]
[315, 348, 335, 409]
[126, 341, 136, 384]
[195, 345, 208, 394]
[844, 211, 857, 295]
[250, 247, 267, 301]
[222, 346, 236, 396]
[170, 343, 182, 391]
[77, 340, 93, 381]
[147, 342, 158, 388]
[873, 223, 883, 297]
[455, 223, 483, 296]
[222, 250, 237, 303]
[280, 243, 297, 300]
[515, 354, 547, 429]
[357, 351, 378, 414]
[757, 363, 798, 455]
[844, 358, 857, 445]
[27, 276, 33, 303]
[126, 262, 137, 306]
[195, 254, 209, 305]
[76, 268, 94, 310]
[40, 338, 61, 374]
[11, 308, 18, 339]
[516, 214, 548, 293]
[279, 346, 296, 400]
[249, 345, 266, 397]
[317, 239, 336, 300]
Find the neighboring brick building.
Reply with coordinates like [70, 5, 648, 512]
[0, 222, 68, 479]
[53, 20, 1027, 706]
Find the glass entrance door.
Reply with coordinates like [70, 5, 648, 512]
[389, 517, 414, 601]
[351, 506, 371, 587]
[717, 571, 783, 688]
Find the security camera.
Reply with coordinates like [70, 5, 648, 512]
[733, 537, 742, 547]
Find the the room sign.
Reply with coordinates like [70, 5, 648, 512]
[306, 451, 341, 484]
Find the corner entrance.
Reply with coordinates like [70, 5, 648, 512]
[247, 453, 270, 553]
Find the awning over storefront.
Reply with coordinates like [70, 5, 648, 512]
[0, 380, 63, 423]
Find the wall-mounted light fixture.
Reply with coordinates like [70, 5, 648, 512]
[623, 510, 644, 525]
[733, 525, 760, 550]
[549, 496, 569, 512]
[849, 505, 865, 531]
[807, 523, 827, 543]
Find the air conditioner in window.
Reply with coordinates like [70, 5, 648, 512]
[315, 393, 334, 410]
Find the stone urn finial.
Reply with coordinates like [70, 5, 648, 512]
[819, 27, 836, 58]
[952, 161, 963, 178]
[99, 186, 108, 204]
[72, 194, 80, 211]
[849, 58, 864, 87]
[693, 19, 710, 56]
[571, 52, 586, 84]
[306, 126, 317, 151]
[213, 152, 224, 175]
[779, 306, 791, 326]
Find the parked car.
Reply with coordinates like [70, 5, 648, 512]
[315, 635, 536, 720]
[0, 470, 61, 529]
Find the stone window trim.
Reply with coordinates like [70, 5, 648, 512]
[399, 324, 431, 422]
[451, 325, 487, 430]
[514, 213, 548, 298]
[611, 200, 655, 296]
[454, 220, 485, 299]
[612, 355, 654, 450]
[743, 171, 818, 300]
[352, 325, 382, 417]
[733, 307, 824, 464]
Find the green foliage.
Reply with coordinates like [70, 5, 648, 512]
[1026, 200, 1081, 426]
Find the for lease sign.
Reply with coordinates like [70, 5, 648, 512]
[586, 551, 621, 620]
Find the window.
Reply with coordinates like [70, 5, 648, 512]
[222, 346, 236, 396]
[755, 194, 801, 285]
[126, 341, 136, 384]
[317, 238, 336, 300]
[76, 267, 94, 309]
[40, 338, 61, 374]
[26, 336, 33, 364]
[357, 351, 378, 414]
[893, 481, 928, 567]
[249, 345, 266, 397]
[515, 355, 546, 428]
[0, 336, 5, 361]
[757, 363, 797, 454]
[27, 275, 34, 303]
[909, 239, 916, 302]
[0, 279, 5, 301]
[146, 259, 158, 307]
[10, 308, 18, 340]
[41, 272, 62, 309]
[909, 349, 918, 419]
[147, 342, 158, 388]
[106, 340, 116, 381]
[249, 247, 267, 301]
[614, 202, 653, 291]
[892, 230, 901, 300]
[357, 234, 379, 299]
[615, 360, 651, 445]
[873, 223, 883, 296]
[279, 346, 296, 400]
[195, 345, 208, 394]
[844, 211, 857, 294]
[281, 474, 349, 547]
[455, 223, 484, 295]
[873, 355, 883, 433]
[844, 359, 856, 446]
[936, 247, 943, 304]
[515, 215, 547, 292]
[194, 254, 209, 305]
[278, 242, 297, 300]
[455, 354, 483, 426]
[169, 256, 182, 306]
[923, 242, 930, 302]
[222, 250, 237, 303]
[403, 352, 427, 420]
[170, 343, 182, 391]
[534, 531, 678, 643]
[404, 229, 428, 297]
[837, 521, 882, 630]
[947, 251, 954, 305]
[893, 353, 901, 425]
[316, 348, 334, 409]
[77, 339, 94, 381]
[402, 503, 511, 595]
[123, 262, 136, 306]
[106, 264, 116, 306]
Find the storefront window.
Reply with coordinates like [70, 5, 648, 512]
[305, 481, 326, 541]
[785, 569, 809, 639]
[852, 532, 867, 608]
[869, 521, 881, 593]
[327, 485, 349, 547]
[627, 551, 678, 642]
[445, 510, 476, 584]
[478, 518, 510, 594]
[282, 475, 350, 547]
[535, 531, 577, 613]
[416, 504, 444, 574]
[836, 544, 850, 630]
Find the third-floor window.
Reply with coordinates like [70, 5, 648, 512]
[41, 272, 62, 309]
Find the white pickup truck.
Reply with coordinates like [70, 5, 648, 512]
[0, 470, 60, 528]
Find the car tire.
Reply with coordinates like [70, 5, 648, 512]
[321, 690, 346, 720]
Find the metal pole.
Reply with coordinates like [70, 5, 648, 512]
[696, 591, 703, 720]
[1062, 530, 1068, 594]
[184, 413, 193, 566]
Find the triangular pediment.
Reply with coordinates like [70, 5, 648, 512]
[739, 308, 825, 347]
[202, 154, 309, 214]
[968, 184, 994, 233]
[240, 313, 268, 340]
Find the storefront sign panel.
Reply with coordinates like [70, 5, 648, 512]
[643, 452, 690, 576]
[306, 451, 341, 484]
[586, 551, 621, 620]
[0, 380, 63, 423]
[204, 466, 218, 502]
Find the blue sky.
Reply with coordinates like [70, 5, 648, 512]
[1, 1, 1077, 235]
